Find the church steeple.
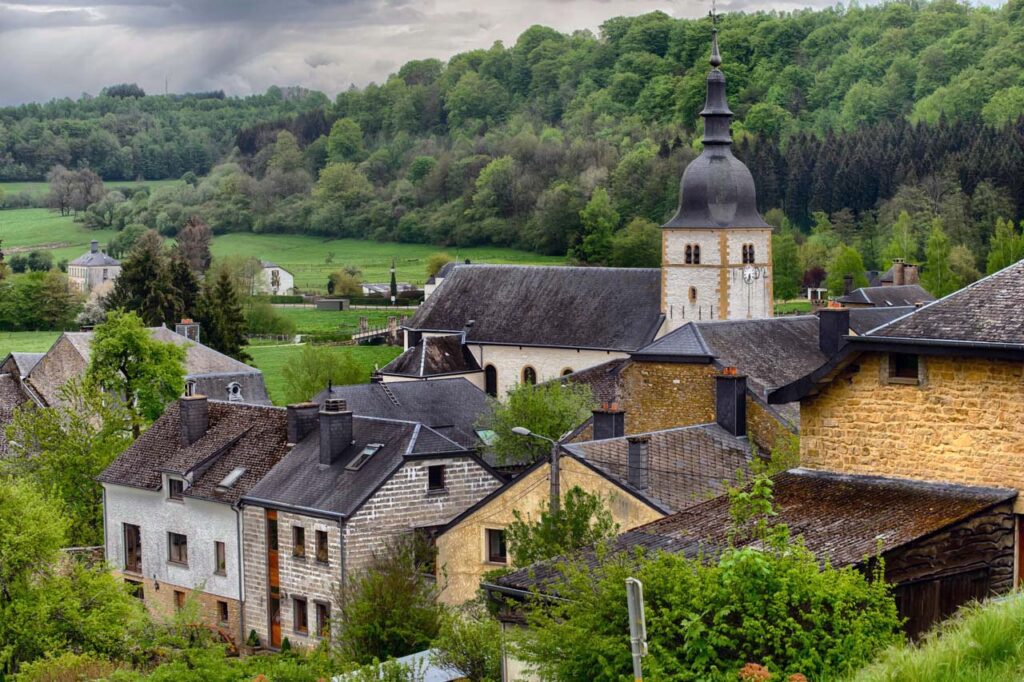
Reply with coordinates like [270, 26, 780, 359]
[701, 28, 733, 147]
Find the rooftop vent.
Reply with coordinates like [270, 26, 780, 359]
[216, 466, 247, 492]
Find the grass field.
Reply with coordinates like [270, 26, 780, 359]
[0, 179, 182, 200]
[0, 208, 120, 263]
[774, 300, 813, 315]
[247, 343, 402, 405]
[0, 330, 61, 357]
[272, 307, 404, 336]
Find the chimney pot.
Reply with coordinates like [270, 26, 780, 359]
[179, 394, 209, 447]
[818, 308, 850, 356]
[627, 436, 650, 490]
[90, 240, 99, 254]
[715, 373, 747, 438]
[903, 264, 919, 286]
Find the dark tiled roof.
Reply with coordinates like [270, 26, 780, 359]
[379, 335, 482, 378]
[496, 469, 1016, 594]
[560, 359, 630, 404]
[312, 378, 491, 449]
[847, 306, 915, 335]
[865, 260, 1024, 347]
[243, 416, 472, 519]
[837, 285, 935, 307]
[69, 250, 119, 267]
[97, 400, 290, 504]
[564, 424, 753, 513]
[631, 323, 711, 360]
[407, 265, 664, 351]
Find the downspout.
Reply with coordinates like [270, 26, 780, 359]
[337, 518, 346, 640]
[102, 485, 109, 563]
[235, 505, 246, 644]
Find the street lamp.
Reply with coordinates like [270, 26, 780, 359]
[511, 426, 561, 516]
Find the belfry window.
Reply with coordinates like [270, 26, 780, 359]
[685, 245, 693, 264]
[742, 244, 756, 264]
[693, 245, 701, 264]
[684, 244, 701, 265]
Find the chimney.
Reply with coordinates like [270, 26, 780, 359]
[903, 264, 919, 285]
[818, 307, 850, 356]
[715, 369, 746, 438]
[627, 436, 650, 490]
[592, 402, 625, 440]
[287, 402, 319, 444]
[90, 240, 99, 254]
[843, 274, 853, 296]
[179, 394, 209, 447]
[891, 258, 905, 286]
[319, 398, 353, 466]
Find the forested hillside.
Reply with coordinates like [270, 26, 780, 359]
[3, 0, 1024, 291]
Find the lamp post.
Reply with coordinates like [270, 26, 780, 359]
[511, 426, 561, 516]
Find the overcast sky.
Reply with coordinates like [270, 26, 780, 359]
[0, 0, 998, 106]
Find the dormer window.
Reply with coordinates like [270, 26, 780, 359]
[346, 444, 383, 471]
[226, 382, 243, 402]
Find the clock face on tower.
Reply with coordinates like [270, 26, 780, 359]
[743, 265, 755, 284]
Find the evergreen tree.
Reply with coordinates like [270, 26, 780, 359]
[575, 188, 618, 264]
[168, 255, 200, 320]
[986, 218, 1024, 274]
[107, 230, 178, 326]
[389, 257, 398, 303]
[197, 269, 251, 362]
[771, 231, 801, 301]
[922, 219, 958, 297]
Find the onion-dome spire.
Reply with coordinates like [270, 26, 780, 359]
[661, 26, 770, 229]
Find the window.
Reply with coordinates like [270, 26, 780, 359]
[168, 532, 188, 565]
[125, 578, 144, 600]
[346, 444, 383, 471]
[484, 365, 498, 397]
[267, 513, 278, 551]
[692, 244, 701, 264]
[214, 541, 226, 575]
[689, 286, 697, 304]
[315, 530, 329, 563]
[561, 368, 574, 376]
[102, 268, 109, 281]
[742, 243, 756, 264]
[168, 478, 184, 500]
[685, 244, 693, 264]
[428, 465, 446, 492]
[889, 353, 920, 384]
[522, 366, 537, 385]
[486, 528, 507, 564]
[217, 600, 229, 625]
[174, 590, 186, 611]
[292, 526, 305, 558]
[123, 523, 141, 573]
[226, 382, 243, 402]
[315, 601, 331, 638]
[293, 596, 309, 635]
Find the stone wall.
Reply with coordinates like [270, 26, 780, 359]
[801, 353, 1024, 511]
[241, 505, 268, 646]
[275, 511, 342, 647]
[27, 335, 85, 406]
[435, 456, 664, 605]
[114, 572, 242, 641]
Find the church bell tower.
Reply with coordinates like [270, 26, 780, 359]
[661, 27, 773, 330]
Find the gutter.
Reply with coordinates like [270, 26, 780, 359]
[234, 505, 246, 643]
[481, 582, 568, 603]
[240, 496, 344, 522]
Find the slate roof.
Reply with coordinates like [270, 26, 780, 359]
[837, 285, 935, 308]
[379, 335, 482, 378]
[630, 323, 711, 360]
[407, 265, 664, 351]
[312, 378, 491, 449]
[564, 424, 753, 513]
[243, 416, 479, 519]
[864, 259, 1024, 347]
[97, 400, 290, 505]
[495, 469, 1016, 594]
[8, 352, 44, 376]
[560, 359, 631, 404]
[69, 250, 119, 267]
[847, 306, 914, 335]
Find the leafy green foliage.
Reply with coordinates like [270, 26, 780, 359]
[3, 378, 132, 545]
[506, 486, 619, 568]
[922, 219, 959, 297]
[825, 245, 869, 296]
[771, 230, 801, 301]
[86, 310, 186, 434]
[514, 475, 902, 681]
[334, 535, 444, 665]
[480, 381, 595, 465]
[0, 271, 82, 332]
[108, 230, 185, 327]
[609, 217, 660, 267]
[576, 188, 619, 264]
[430, 606, 502, 682]
[281, 343, 365, 404]
[986, 218, 1024, 274]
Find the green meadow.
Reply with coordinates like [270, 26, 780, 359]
[272, 307, 404, 336]
[0, 330, 61, 357]
[0, 179, 182, 200]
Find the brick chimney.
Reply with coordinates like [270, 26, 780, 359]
[627, 436, 650, 490]
[715, 369, 746, 438]
[818, 307, 850, 356]
[903, 263, 919, 285]
[319, 398, 353, 466]
[287, 402, 319, 444]
[179, 394, 209, 447]
[891, 258, 905, 286]
[592, 402, 625, 440]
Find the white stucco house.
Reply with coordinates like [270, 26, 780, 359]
[67, 240, 120, 295]
[258, 261, 295, 296]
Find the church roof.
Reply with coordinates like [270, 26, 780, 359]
[662, 29, 768, 230]
[406, 265, 664, 351]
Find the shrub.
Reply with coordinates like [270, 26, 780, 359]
[431, 605, 502, 682]
[245, 300, 297, 336]
[13, 652, 124, 682]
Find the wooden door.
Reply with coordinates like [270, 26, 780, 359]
[266, 510, 281, 648]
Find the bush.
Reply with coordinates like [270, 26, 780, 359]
[431, 606, 502, 682]
[245, 300, 297, 336]
[13, 652, 124, 682]
[513, 475, 902, 681]
[267, 295, 304, 304]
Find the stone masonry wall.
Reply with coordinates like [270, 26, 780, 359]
[275, 511, 342, 648]
[115, 572, 242, 642]
[27, 335, 86, 406]
[241, 505, 268, 646]
[801, 353, 1024, 511]
[343, 457, 502, 574]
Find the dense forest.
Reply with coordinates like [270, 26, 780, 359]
[3, 0, 1024, 294]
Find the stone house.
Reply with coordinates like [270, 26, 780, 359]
[98, 397, 292, 641]
[770, 258, 1024, 585]
[257, 261, 295, 296]
[239, 398, 504, 649]
[67, 240, 120, 295]
[435, 371, 756, 605]
[392, 36, 776, 400]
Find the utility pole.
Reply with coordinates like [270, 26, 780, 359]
[626, 578, 647, 681]
[549, 440, 560, 516]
